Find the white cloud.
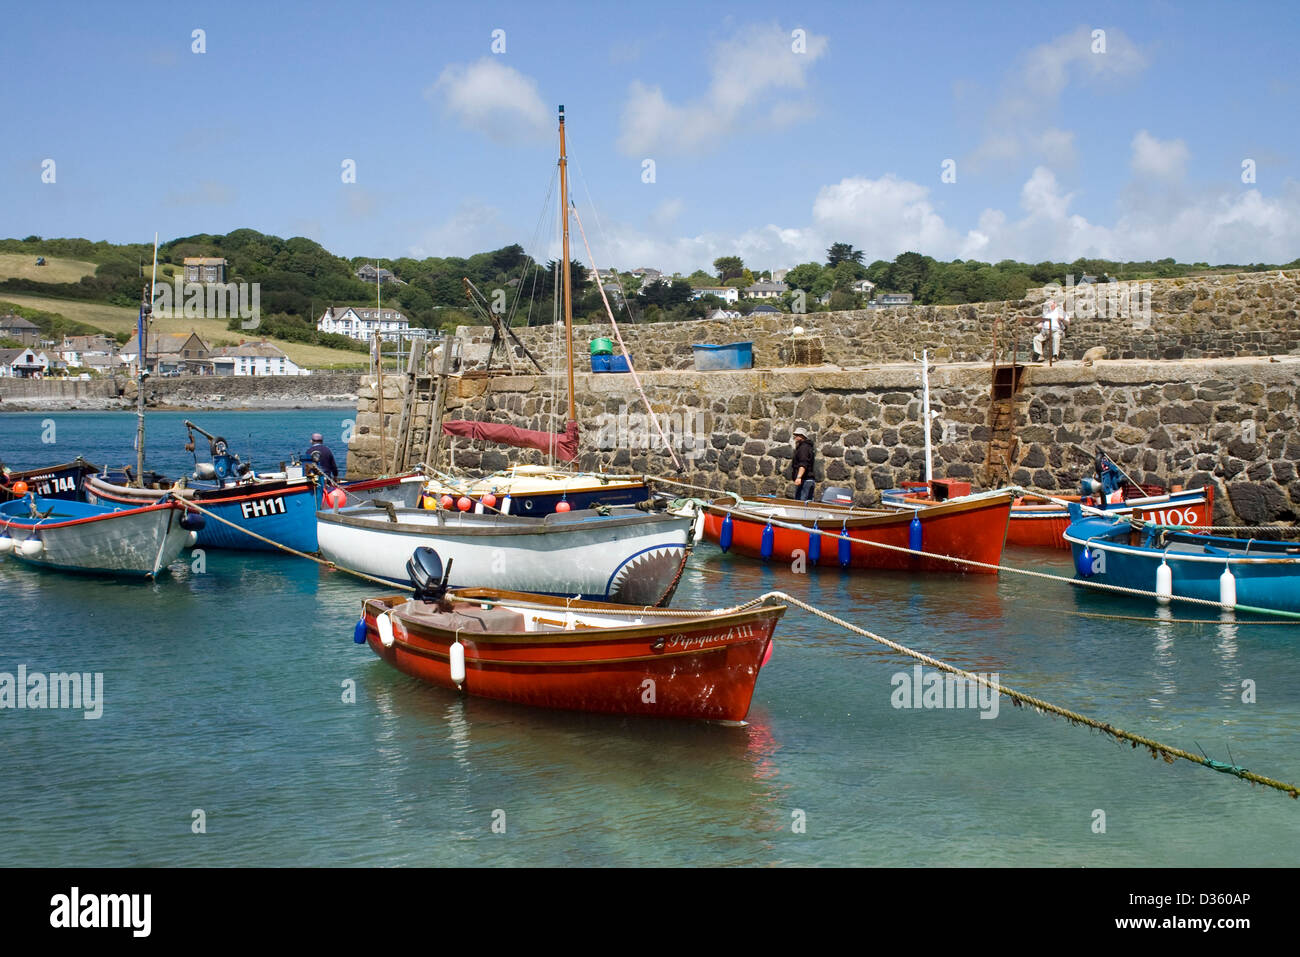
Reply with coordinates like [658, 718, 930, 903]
[409, 201, 516, 259]
[428, 58, 550, 144]
[618, 23, 827, 156]
[969, 25, 1146, 170]
[1130, 129, 1190, 181]
[577, 164, 1300, 276]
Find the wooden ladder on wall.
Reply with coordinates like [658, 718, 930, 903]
[984, 318, 1028, 486]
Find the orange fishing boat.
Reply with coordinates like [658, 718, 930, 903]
[354, 548, 786, 722]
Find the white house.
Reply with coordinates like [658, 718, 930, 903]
[705, 308, 742, 320]
[0, 347, 50, 378]
[689, 286, 740, 304]
[852, 278, 876, 295]
[318, 304, 410, 342]
[209, 340, 306, 376]
[58, 334, 116, 368]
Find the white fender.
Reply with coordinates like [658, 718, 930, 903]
[1219, 565, 1237, 610]
[0, 537, 12, 555]
[19, 538, 44, 557]
[1155, 560, 1172, 605]
[377, 612, 395, 648]
[186, 530, 199, 547]
[692, 508, 707, 544]
[449, 639, 466, 686]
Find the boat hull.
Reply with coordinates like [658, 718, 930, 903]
[1, 458, 99, 503]
[1065, 512, 1300, 613]
[703, 493, 1012, 574]
[86, 472, 320, 552]
[1008, 486, 1214, 548]
[0, 497, 191, 577]
[360, 590, 785, 721]
[320, 506, 692, 604]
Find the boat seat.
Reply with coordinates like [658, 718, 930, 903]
[399, 603, 527, 634]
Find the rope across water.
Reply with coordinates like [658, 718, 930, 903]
[746, 590, 1299, 798]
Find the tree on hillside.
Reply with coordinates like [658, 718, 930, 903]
[713, 256, 744, 281]
[686, 269, 715, 287]
[826, 242, 865, 267]
[784, 262, 825, 292]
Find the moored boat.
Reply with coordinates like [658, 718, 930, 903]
[354, 547, 786, 721]
[1064, 504, 1300, 614]
[1, 457, 99, 503]
[319, 502, 693, 604]
[702, 490, 1013, 573]
[421, 464, 649, 515]
[0, 494, 196, 577]
[1006, 484, 1213, 548]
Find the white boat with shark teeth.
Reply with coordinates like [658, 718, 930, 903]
[317, 503, 693, 606]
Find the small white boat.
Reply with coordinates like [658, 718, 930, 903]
[0, 495, 196, 578]
[318, 503, 692, 605]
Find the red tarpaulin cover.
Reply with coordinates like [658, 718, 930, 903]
[442, 419, 579, 462]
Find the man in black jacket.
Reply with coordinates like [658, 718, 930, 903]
[790, 425, 815, 501]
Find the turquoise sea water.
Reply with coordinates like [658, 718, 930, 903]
[1, 410, 1298, 866]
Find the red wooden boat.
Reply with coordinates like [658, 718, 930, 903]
[702, 491, 1013, 573]
[1005, 484, 1214, 548]
[355, 551, 786, 721]
[887, 483, 1214, 549]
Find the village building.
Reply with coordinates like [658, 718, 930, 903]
[208, 340, 305, 376]
[0, 315, 41, 347]
[120, 331, 210, 375]
[0, 347, 50, 378]
[183, 257, 228, 283]
[317, 304, 410, 342]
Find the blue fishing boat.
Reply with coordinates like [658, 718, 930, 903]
[1064, 503, 1300, 614]
[83, 420, 423, 553]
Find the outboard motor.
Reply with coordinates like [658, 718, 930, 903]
[407, 547, 454, 603]
[821, 486, 854, 506]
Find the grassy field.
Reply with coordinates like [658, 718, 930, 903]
[0, 293, 368, 369]
[0, 253, 98, 283]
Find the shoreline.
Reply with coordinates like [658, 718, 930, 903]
[0, 398, 358, 412]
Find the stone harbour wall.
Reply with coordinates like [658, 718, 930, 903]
[456, 270, 1300, 371]
[347, 356, 1300, 526]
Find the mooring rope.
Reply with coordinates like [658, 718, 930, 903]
[751, 589, 1299, 798]
[177, 499, 414, 592]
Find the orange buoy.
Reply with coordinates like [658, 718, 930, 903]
[457, 496, 472, 512]
[440, 495, 454, 510]
[324, 487, 347, 509]
[12, 481, 28, 497]
[482, 493, 498, 509]
[555, 499, 571, 513]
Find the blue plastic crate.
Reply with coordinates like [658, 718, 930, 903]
[590, 354, 612, 372]
[692, 341, 753, 371]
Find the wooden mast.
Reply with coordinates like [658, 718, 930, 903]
[558, 105, 576, 423]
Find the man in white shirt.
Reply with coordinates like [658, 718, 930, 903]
[1032, 298, 1069, 360]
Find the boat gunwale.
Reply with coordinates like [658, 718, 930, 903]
[321, 505, 691, 537]
[707, 490, 1014, 529]
[364, 593, 786, 647]
[0, 498, 183, 531]
[1064, 527, 1300, 564]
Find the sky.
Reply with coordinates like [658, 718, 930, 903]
[2, 0, 1298, 274]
